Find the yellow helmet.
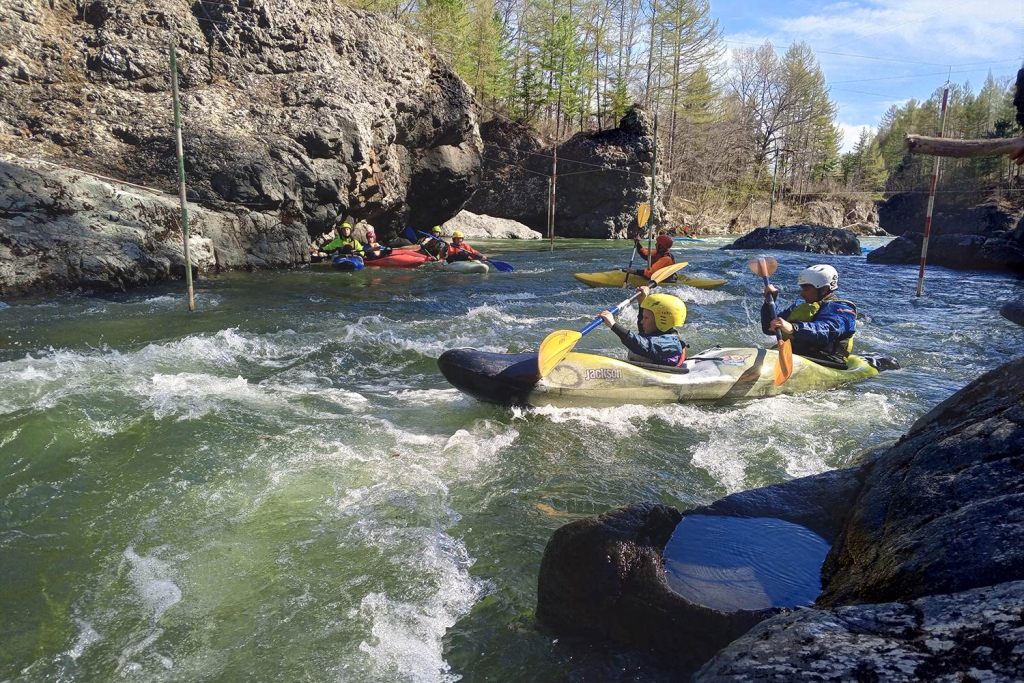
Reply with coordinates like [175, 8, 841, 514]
[640, 294, 686, 332]
[452, 230, 465, 239]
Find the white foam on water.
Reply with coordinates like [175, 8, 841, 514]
[513, 403, 650, 437]
[356, 525, 492, 683]
[442, 420, 519, 475]
[141, 373, 284, 421]
[66, 618, 102, 660]
[660, 284, 739, 305]
[123, 547, 182, 623]
[386, 388, 470, 407]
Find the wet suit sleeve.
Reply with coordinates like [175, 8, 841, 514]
[761, 300, 796, 335]
[790, 302, 856, 346]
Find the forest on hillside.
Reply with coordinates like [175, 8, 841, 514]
[345, 0, 1021, 226]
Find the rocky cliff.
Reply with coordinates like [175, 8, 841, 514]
[466, 108, 669, 238]
[0, 0, 480, 295]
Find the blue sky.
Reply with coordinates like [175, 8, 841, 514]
[711, 0, 1023, 151]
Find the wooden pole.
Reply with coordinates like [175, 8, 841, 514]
[905, 134, 1024, 159]
[170, 36, 195, 312]
[916, 86, 949, 299]
[550, 143, 557, 252]
[768, 145, 779, 227]
[647, 112, 658, 268]
[547, 176, 553, 251]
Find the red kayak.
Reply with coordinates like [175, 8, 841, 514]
[363, 250, 432, 269]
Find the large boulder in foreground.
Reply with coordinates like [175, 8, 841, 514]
[695, 581, 1024, 681]
[466, 107, 669, 238]
[722, 225, 861, 255]
[818, 356, 1024, 606]
[441, 211, 541, 239]
[0, 0, 480, 288]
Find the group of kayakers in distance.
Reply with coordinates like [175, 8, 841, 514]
[310, 218, 489, 264]
[599, 234, 857, 371]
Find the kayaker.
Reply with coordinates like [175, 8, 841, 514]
[419, 226, 450, 261]
[762, 264, 857, 368]
[322, 221, 364, 257]
[446, 231, 483, 263]
[599, 286, 687, 366]
[362, 228, 392, 261]
[630, 234, 675, 278]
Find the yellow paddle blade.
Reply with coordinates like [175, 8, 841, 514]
[650, 262, 688, 283]
[774, 338, 794, 386]
[747, 257, 778, 279]
[538, 330, 582, 377]
[637, 203, 651, 227]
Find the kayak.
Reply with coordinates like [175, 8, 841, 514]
[331, 255, 364, 271]
[574, 270, 727, 289]
[673, 237, 703, 242]
[363, 250, 432, 269]
[437, 346, 892, 407]
[442, 260, 490, 273]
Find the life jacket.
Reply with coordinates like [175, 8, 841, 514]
[626, 331, 687, 367]
[642, 252, 675, 278]
[323, 235, 363, 254]
[783, 298, 857, 366]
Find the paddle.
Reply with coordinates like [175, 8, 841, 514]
[405, 227, 514, 272]
[747, 257, 793, 386]
[623, 203, 651, 288]
[538, 262, 688, 377]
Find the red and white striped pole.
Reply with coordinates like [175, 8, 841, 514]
[916, 86, 949, 298]
[550, 144, 557, 252]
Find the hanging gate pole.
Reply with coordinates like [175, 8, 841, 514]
[916, 85, 950, 298]
[647, 112, 658, 267]
[768, 145, 779, 227]
[170, 36, 195, 312]
[550, 144, 557, 252]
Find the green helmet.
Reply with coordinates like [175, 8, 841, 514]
[432, 225, 442, 235]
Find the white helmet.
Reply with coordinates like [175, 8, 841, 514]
[798, 264, 839, 291]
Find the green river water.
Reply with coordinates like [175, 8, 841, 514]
[2, 238, 1022, 681]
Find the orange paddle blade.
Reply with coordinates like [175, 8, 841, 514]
[747, 257, 778, 279]
[538, 330, 582, 378]
[774, 338, 794, 386]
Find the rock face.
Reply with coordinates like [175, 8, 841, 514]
[722, 225, 861, 255]
[0, 155, 305, 296]
[535, 502, 775, 674]
[694, 581, 1024, 682]
[441, 210, 541, 239]
[1002, 299, 1024, 327]
[868, 194, 1024, 273]
[466, 107, 669, 238]
[805, 198, 880, 231]
[1, 0, 480, 294]
[818, 356, 1024, 606]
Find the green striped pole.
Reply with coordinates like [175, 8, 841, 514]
[170, 36, 195, 311]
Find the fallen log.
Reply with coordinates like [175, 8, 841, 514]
[905, 134, 1024, 161]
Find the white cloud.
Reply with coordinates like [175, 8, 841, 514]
[837, 123, 876, 154]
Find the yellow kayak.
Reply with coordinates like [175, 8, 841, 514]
[438, 346, 888, 407]
[574, 270, 727, 289]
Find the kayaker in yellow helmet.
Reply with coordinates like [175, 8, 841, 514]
[599, 286, 687, 366]
[418, 225, 450, 261]
[762, 264, 857, 368]
[446, 231, 484, 263]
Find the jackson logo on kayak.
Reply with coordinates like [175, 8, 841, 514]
[719, 355, 747, 366]
[584, 368, 623, 381]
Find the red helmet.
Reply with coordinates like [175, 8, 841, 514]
[656, 235, 673, 251]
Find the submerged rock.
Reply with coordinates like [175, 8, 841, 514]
[1001, 299, 1024, 326]
[441, 211, 541, 239]
[722, 225, 861, 255]
[466, 107, 669, 238]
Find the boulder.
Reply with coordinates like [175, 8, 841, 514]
[1001, 299, 1024, 326]
[441, 210, 541, 239]
[819, 356, 1024, 606]
[695, 581, 1024, 682]
[535, 502, 775, 674]
[0, 0, 481, 295]
[722, 225, 861, 255]
[466, 107, 669, 238]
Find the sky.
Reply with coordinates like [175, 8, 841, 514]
[711, 0, 1024, 152]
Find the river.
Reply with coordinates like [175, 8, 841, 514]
[2, 237, 1021, 681]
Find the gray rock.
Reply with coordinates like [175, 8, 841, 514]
[819, 356, 1024, 606]
[441, 210, 541, 239]
[467, 107, 669, 238]
[694, 580, 1024, 682]
[0, 0, 481, 295]
[1001, 300, 1024, 326]
[536, 502, 775, 674]
[722, 225, 861, 255]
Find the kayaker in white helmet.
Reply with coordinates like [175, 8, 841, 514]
[762, 264, 858, 368]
